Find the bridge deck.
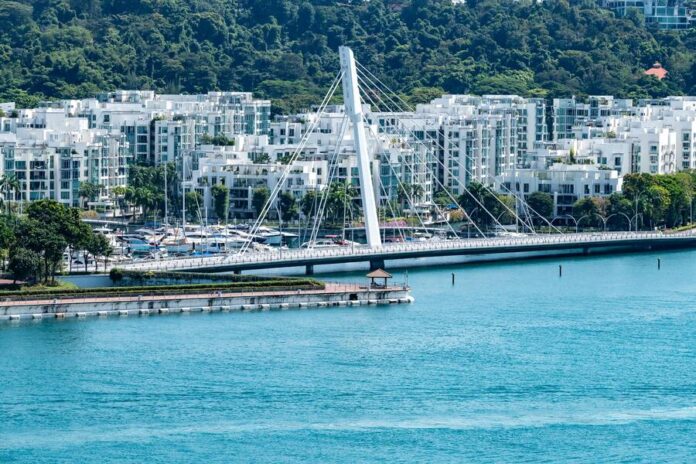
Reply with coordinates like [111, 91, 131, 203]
[109, 231, 696, 274]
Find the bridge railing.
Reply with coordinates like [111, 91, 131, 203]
[113, 230, 693, 272]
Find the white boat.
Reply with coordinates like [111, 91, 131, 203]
[300, 235, 361, 249]
[256, 226, 283, 246]
[118, 235, 157, 254]
[158, 228, 193, 254]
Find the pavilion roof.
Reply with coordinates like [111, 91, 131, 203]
[366, 269, 392, 279]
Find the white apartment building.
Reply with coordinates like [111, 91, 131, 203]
[188, 118, 435, 220]
[189, 146, 328, 219]
[370, 95, 546, 194]
[496, 163, 623, 218]
[0, 108, 129, 206]
[76, 91, 271, 165]
[553, 96, 637, 141]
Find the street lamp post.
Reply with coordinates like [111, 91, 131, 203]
[615, 212, 632, 232]
[564, 214, 589, 233]
[633, 189, 649, 232]
[594, 213, 612, 232]
[467, 207, 479, 239]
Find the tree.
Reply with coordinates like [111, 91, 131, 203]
[252, 186, 270, 218]
[642, 184, 671, 228]
[607, 192, 633, 230]
[20, 219, 67, 284]
[8, 248, 41, 284]
[457, 183, 505, 229]
[526, 192, 554, 221]
[200, 134, 235, 146]
[0, 174, 20, 214]
[185, 191, 204, 221]
[211, 184, 230, 223]
[325, 182, 358, 225]
[88, 233, 112, 272]
[301, 190, 320, 218]
[78, 181, 102, 205]
[278, 191, 298, 222]
[65, 218, 93, 273]
[573, 197, 600, 228]
[25, 200, 85, 281]
[397, 183, 425, 211]
[253, 153, 271, 164]
[1, 0, 692, 112]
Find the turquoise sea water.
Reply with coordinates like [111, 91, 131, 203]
[2, 251, 696, 462]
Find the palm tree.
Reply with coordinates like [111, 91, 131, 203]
[0, 174, 20, 215]
[397, 183, 425, 211]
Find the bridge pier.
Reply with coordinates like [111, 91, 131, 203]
[234, 270, 241, 275]
[369, 259, 385, 271]
[306, 265, 314, 276]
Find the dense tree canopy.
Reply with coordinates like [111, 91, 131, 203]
[1, 0, 694, 111]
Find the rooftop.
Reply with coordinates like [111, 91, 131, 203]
[644, 62, 668, 80]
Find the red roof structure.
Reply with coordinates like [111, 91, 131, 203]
[644, 62, 668, 80]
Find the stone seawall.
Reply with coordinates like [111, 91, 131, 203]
[0, 284, 413, 323]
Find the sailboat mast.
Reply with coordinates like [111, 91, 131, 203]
[164, 160, 168, 225]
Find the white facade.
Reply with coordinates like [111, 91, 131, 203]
[496, 163, 623, 217]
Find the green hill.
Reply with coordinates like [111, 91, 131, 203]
[1, 0, 694, 112]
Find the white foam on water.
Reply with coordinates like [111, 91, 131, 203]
[4, 405, 696, 450]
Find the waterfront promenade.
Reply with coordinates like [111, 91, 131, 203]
[109, 230, 696, 274]
[0, 282, 412, 322]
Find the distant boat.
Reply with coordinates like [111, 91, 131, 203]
[300, 235, 361, 249]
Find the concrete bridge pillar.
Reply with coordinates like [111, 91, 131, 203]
[369, 259, 385, 271]
[306, 265, 314, 276]
[234, 270, 242, 275]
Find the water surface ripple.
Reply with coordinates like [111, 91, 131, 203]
[2, 251, 696, 462]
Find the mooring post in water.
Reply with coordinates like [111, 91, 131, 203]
[451, 273, 455, 285]
[658, 258, 661, 270]
[559, 265, 563, 277]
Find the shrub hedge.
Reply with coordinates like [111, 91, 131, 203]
[0, 278, 324, 301]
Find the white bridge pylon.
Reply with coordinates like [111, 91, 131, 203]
[339, 46, 382, 249]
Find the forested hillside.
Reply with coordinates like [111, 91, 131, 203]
[1, 0, 695, 113]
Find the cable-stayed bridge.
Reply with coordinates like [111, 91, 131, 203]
[115, 231, 696, 274]
[108, 47, 696, 275]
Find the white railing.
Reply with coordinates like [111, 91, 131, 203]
[110, 231, 695, 272]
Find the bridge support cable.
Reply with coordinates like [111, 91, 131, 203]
[239, 71, 343, 254]
[363, 83, 483, 238]
[355, 71, 513, 234]
[358, 69, 521, 236]
[360, 95, 485, 238]
[356, 60, 562, 235]
[355, 62, 548, 235]
[355, 72, 502, 236]
[307, 116, 350, 247]
[358, 100, 433, 234]
[496, 181, 564, 234]
[359, 90, 448, 233]
[355, 67, 516, 232]
[376, 178, 408, 243]
[359, 100, 465, 239]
